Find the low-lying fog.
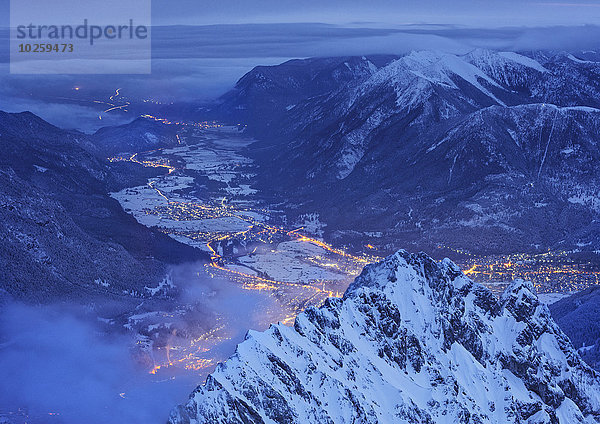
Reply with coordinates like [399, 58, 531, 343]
[0, 263, 278, 424]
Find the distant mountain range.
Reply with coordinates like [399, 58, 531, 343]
[170, 250, 600, 424]
[205, 50, 600, 255]
[0, 111, 204, 303]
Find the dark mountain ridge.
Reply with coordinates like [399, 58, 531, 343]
[92, 116, 180, 156]
[551, 284, 600, 370]
[0, 111, 205, 302]
[208, 50, 600, 255]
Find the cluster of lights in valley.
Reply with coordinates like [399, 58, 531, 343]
[98, 87, 600, 379]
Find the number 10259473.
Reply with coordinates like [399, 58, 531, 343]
[18, 43, 74, 53]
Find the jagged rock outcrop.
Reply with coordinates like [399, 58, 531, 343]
[170, 250, 600, 423]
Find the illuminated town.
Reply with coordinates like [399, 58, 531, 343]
[108, 115, 600, 379]
[109, 123, 379, 377]
[458, 249, 600, 295]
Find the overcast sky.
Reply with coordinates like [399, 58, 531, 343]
[2, 0, 600, 27]
[148, 0, 600, 26]
[0, 0, 599, 131]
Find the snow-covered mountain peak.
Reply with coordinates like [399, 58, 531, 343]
[357, 49, 554, 112]
[346, 249, 463, 295]
[465, 49, 549, 74]
[362, 50, 511, 108]
[170, 250, 600, 424]
[401, 50, 503, 88]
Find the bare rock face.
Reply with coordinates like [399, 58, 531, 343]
[170, 250, 600, 424]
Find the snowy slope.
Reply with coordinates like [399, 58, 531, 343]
[226, 50, 600, 254]
[170, 250, 600, 424]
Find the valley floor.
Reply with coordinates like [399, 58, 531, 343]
[109, 122, 600, 381]
[109, 124, 374, 379]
